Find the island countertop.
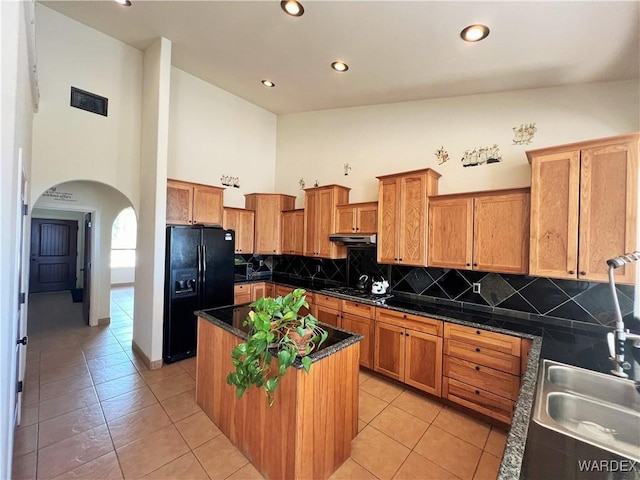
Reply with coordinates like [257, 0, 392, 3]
[196, 304, 364, 369]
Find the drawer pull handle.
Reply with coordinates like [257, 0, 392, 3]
[475, 347, 480, 352]
[475, 366, 480, 371]
[476, 330, 481, 335]
[475, 390, 480, 395]
[579, 271, 587, 276]
[403, 314, 407, 319]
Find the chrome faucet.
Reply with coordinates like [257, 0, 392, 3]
[606, 251, 640, 378]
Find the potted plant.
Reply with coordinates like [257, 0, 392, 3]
[226, 288, 328, 406]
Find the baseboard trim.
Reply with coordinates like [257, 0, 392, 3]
[132, 340, 163, 370]
[97, 317, 110, 325]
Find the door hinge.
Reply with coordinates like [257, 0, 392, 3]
[19, 292, 25, 304]
[87, 221, 92, 228]
[22, 203, 28, 216]
[17, 381, 23, 393]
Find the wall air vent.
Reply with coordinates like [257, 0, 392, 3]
[70, 87, 108, 116]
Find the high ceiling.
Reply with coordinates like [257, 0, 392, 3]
[39, 0, 639, 114]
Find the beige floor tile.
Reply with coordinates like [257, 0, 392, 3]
[473, 452, 500, 480]
[193, 434, 249, 480]
[358, 419, 367, 433]
[329, 458, 377, 480]
[91, 361, 138, 385]
[359, 390, 388, 423]
[53, 451, 123, 479]
[175, 410, 222, 449]
[351, 426, 410, 480]
[40, 362, 89, 386]
[360, 375, 405, 403]
[147, 372, 195, 401]
[80, 334, 120, 349]
[36, 424, 113, 480]
[108, 403, 172, 448]
[12, 452, 37, 480]
[116, 424, 189, 479]
[142, 452, 208, 479]
[414, 426, 482, 480]
[39, 386, 99, 421]
[369, 405, 429, 449]
[391, 390, 443, 424]
[23, 381, 40, 406]
[13, 424, 38, 457]
[432, 407, 490, 448]
[484, 427, 507, 458]
[39, 349, 85, 369]
[19, 403, 39, 428]
[87, 351, 132, 372]
[138, 363, 185, 385]
[83, 343, 125, 360]
[160, 389, 201, 422]
[39, 403, 105, 448]
[359, 369, 374, 385]
[101, 386, 158, 422]
[39, 372, 93, 402]
[392, 452, 458, 480]
[226, 462, 266, 480]
[95, 373, 145, 401]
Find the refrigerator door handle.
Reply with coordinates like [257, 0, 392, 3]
[201, 244, 207, 290]
[196, 244, 202, 283]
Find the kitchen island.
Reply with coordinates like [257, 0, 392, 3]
[195, 304, 363, 480]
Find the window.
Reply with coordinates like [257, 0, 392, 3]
[111, 207, 137, 268]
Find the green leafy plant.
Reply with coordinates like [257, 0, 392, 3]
[226, 288, 328, 406]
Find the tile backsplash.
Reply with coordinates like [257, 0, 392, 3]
[273, 248, 636, 332]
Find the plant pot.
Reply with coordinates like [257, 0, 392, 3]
[287, 328, 314, 356]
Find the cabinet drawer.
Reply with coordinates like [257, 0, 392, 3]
[315, 294, 342, 310]
[376, 308, 442, 336]
[342, 300, 374, 318]
[443, 355, 519, 401]
[443, 377, 514, 424]
[444, 339, 520, 375]
[274, 285, 293, 298]
[444, 323, 521, 356]
[234, 284, 251, 304]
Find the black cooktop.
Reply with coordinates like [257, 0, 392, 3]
[321, 286, 393, 303]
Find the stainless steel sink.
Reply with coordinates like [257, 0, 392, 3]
[534, 360, 640, 462]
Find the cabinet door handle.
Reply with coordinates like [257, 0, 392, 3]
[475, 366, 480, 371]
[568, 270, 575, 274]
[473, 263, 478, 267]
[475, 347, 481, 352]
[475, 390, 480, 395]
[476, 330, 481, 335]
[403, 314, 407, 319]
[406, 333, 410, 337]
[466, 263, 471, 267]
[399, 258, 403, 262]
[579, 271, 587, 276]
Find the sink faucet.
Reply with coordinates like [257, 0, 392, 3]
[606, 252, 640, 378]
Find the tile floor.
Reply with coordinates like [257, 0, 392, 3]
[12, 285, 505, 479]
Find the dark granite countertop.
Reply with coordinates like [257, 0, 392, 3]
[196, 304, 364, 369]
[266, 273, 638, 480]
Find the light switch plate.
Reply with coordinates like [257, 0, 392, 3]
[473, 282, 481, 294]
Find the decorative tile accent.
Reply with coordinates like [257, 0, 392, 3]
[272, 254, 346, 284]
[479, 273, 516, 306]
[573, 283, 634, 325]
[496, 293, 538, 314]
[519, 278, 570, 314]
[438, 270, 471, 299]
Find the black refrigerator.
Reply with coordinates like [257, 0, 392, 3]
[163, 225, 235, 363]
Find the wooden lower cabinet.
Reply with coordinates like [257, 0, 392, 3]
[341, 313, 374, 369]
[234, 284, 251, 304]
[265, 282, 274, 298]
[315, 305, 341, 328]
[374, 314, 443, 396]
[442, 323, 524, 424]
[250, 282, 266, 301]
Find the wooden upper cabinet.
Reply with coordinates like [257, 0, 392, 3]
[167, 179, 224, 226]
[281, 209, 304, 255]
[223, 207, 255, 254]
[335, 202, 378, 234]
[245, 194, 296, 255]
[428, 197, 473, 269]
[428, 189, 530, 274]
[528, 133, 638, 284]
[377, 169, 441, 266]
[303, 185, 350, 259]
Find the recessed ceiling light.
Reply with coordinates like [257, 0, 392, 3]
[114, 0, 132, 6]
[460, 24, 490, 42]
[261, 80, 276, 88]
[281, 0, 304, 17]
[331, 61, 349, 72]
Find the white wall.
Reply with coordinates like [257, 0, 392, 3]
[31, 5, 142, 209]
[168, 68, 278, 208]
[275, 81, 640, 206]
[33, 181, 132, 325]
[1, 1, 35, 477]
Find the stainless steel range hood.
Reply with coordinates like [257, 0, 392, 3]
[329, 233, 376, 245]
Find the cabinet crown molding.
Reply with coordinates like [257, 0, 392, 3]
[526, 132, 639, 164]
[429, 187, 530, 201]
[376, 167, 442, 180]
